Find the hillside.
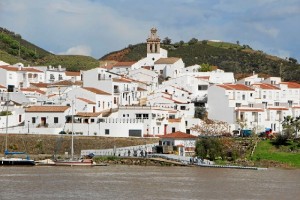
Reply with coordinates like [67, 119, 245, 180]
[100, 42, 300, 82]
[0, 27, 99, 71]
[1, 27, 299, 79]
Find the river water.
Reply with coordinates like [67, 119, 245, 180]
[0, 165, 299, 200]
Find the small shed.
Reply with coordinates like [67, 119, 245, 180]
[159, 131, 197, 157]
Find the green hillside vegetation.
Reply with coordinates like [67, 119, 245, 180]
[0, 27, 51, 61]
[0, 27, 99, 71]
[100, 41, 300, 82]
[37, 55, 99, 71]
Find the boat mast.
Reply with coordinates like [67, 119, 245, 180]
[71, 99, 74, 160]
[5, 92, 9, 155]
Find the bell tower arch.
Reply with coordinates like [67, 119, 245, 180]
[147, 28, 160, 53]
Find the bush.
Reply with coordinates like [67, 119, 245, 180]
[272, 134, 289, 146]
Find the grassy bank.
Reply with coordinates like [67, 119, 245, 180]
[0, 134, 159, 158]
[251, 140, 300, 168]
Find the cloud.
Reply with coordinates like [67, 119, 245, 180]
[59, 45, 92, 56]
[253, 23, 279, 38]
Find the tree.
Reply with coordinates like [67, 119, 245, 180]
[191, 119, 229, 136]
[236, 40, 240, 46]
[199, 63, 213, 72]
[162, 37, 171, 45]
[188, 38, 198, 45]
[179, 40, 184, 46]
[282, 115, 300, 138]
[195, 137, 223, 160]
[194, 107, 207, 119]
[288, 57, 298, 64]
[202, 40, 208, 45]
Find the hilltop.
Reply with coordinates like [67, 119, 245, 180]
[0, 27, 99, 71]
[100, 41, 300, 82]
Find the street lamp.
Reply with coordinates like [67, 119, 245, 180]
[27, 120, 30, 134]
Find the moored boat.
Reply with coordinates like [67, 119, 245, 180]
[0, 157, 35, 166]
[54, 158, 95, 166]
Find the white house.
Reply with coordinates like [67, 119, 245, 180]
[24, 105, 70, 134]
[207, 84, 257, 132]
[153, 57, 184, 79]
[0, 65, 44, 91]
[159, 131, 197, 156]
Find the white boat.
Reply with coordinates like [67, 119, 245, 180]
[54, 158, 95, 166]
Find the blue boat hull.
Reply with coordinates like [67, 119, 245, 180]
[1, 159, 35, 166]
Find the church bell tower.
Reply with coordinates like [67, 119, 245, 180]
[147, 28, 160, 53]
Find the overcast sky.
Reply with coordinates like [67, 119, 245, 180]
[0, 0, 299, 62]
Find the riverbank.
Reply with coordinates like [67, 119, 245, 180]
[0, 134, 159, 156]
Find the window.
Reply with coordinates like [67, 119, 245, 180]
[129, 130, 142, 137]
[236, 103, 241, 107]
[54, 117, 58, 123]
[143, 114, 149, 119]
[180, 106, 186, 110]
[249, 104, 254, 107]
[105, 129, 110, 135]
[50, 74, 55, 80]
[114, 97, 117, 104]
[288, 100, 293, 107]
[242, 94, 245, 100]
[275, 102, 280, 106]
[262, 102, 267, 108]
[198, 85, 208, 91]
[91, 119, 95, 123]
[98, 101, 101, 107]
[98, 74, 101, 80]
[172, 127, 175, 133]
[32, 117, 36, 124]
[59, 74, 63, 80]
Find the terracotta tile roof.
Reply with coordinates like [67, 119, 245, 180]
[112, 78, 132, 83]
[268, 107, 289, 111]
[217, 84, 254, 91]
[0, 65, 43, 72]
[168, 118, 181, 123]
[163, 97, 185, 104]
[20, 88, 46, 95]
[159, 131, 197, 139]
[292, 106, 300, 109]
[252, 83, 280, 90]
[65, 71, 80, 76]
[50, 80, 82, 86]
[142, 66, 151, 70]
[30, 82, 50, 88]
[154, 57, 180, 64]
[113, 61, 136, 67]
[83, 87, 111, 95]
[48, 94, 57, 98]
[100, 64, 114, 70]
[76, 112, 102, 117]
[137, 87, 147, 91]
[280, 82, 300, 88]
[196, 76, 210, 80]
[25, 106, 70, 112]
[0, 84, 6, 88]
[236, 108, 264, 112]
[77, 97, 95, 104]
